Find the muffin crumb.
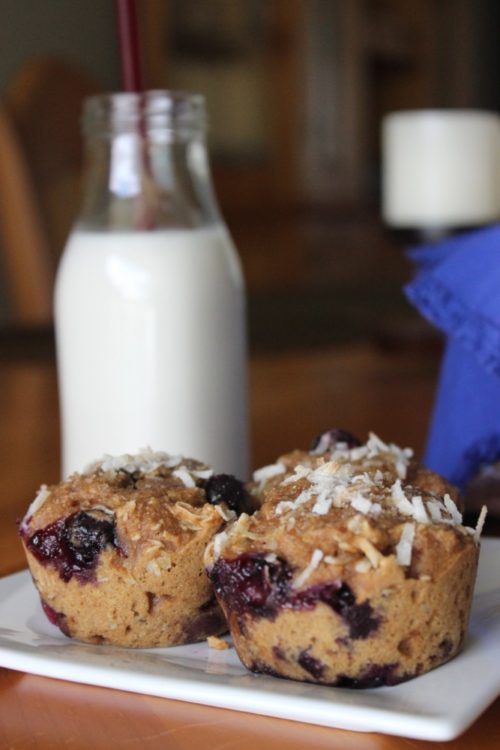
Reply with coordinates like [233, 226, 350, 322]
[207, 635, 230, 650]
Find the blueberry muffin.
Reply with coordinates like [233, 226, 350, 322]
[206, 430, 486, 687]
[250, 428, 460, 508]
[19, 449, 251, 647]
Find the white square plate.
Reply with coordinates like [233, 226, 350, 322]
[1, 538, 499, 741]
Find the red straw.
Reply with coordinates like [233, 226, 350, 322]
[115, 0, 143, 92]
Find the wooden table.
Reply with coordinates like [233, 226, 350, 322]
[1, 341, 499, 749]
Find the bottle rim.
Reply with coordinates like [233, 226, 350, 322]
[82, 90, 207, 135]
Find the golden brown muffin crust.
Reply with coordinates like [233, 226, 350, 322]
[21, 450, 232, 647]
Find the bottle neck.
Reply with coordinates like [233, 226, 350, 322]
[77, 92, 222, 231]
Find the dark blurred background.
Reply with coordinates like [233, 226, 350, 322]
[1, 0, 499, 352]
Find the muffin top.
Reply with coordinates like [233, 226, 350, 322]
[19, 450, 252, 589]
[207, 431, 486, 586]
[250, 429, 458, 503]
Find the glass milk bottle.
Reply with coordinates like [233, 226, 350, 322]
[55, 91, 248, 478]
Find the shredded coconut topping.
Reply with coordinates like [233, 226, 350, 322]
[260, 432, 486, 571]
[444, 494, 463, 525]
[253, 462, 286, 485]
[272, 435, 420, 527]
[292, 549, 324, 589]
[311, 491, 334, 515]
[474, 505, 488, 543]
[332, 433, 408, 479]
[355, 558, 372, 573]
[276, 488, 312, 515]
[355, 537, 383, 568]
[192, 469, 214, 480]
[214, 434, 488, 579]
[390, 480, 414, 515]
[281, 464, 312, 486]
[427, 499, 443, 523]
[270, 435, 480, 552]
[396, 523, 415, 566]
[82, 448, 214, 490]
[84, 447, 183, 476]
[351, 494, 373, 515]
[214, 504, 237, 522]
[212, 530, 229, 560]
[411, 495, 429, 524]
[21, 484, 51, 531]
[387, 480, 465, 528]
[172, 467, 196, 488]
[89, 504, 114, 516]
[271, 434, 458, 537]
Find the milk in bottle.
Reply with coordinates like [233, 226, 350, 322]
[54, 92, 248, 478]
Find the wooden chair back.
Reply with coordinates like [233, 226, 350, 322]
[0, 57, 100, 325]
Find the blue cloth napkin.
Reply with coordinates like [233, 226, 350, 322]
[405, 224, 500, 489]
